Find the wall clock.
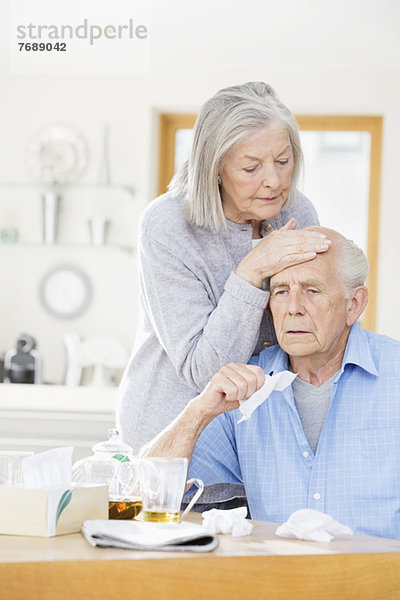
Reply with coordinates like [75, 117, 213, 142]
[39, 265, 92, 319]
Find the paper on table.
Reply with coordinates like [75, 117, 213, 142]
[238, 370, 297, 423]
[82, 520, 219, 552]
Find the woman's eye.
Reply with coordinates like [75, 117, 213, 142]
[244, 167, 257, 173]
[276, 159, 289, 166]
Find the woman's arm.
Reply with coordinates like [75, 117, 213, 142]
[137, 193, 321, 393]
[138, 234, 268, 391]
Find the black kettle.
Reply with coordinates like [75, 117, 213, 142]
[4, 334, 42, 384]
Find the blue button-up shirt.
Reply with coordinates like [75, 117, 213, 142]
[188, 324, 400, 539]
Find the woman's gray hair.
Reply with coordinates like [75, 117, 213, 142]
[168, 81, 303, 231]
[335, 236, 369, 297]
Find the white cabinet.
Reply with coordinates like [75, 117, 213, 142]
[0, 383, 117, 461]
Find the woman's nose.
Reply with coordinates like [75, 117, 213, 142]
[261, 163, 280, 190]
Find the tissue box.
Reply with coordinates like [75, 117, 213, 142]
[0, 485, 108, 537]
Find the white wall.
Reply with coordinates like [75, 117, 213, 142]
[0, 75, 148, 382]
[0, 0, 399, 384]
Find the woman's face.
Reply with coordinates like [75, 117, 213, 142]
[220, 122, 294, 223]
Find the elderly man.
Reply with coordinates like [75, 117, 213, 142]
[144, 228, 400, 539]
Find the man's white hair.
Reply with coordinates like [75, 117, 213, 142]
[335, 235, 369, 297]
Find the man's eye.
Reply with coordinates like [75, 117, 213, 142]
[276, 159, 289, 166]
[244, 166, 257, 173]
[308, 288, 319, 294]
[273, 289, 287, 296]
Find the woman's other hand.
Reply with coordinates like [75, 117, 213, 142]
[235, 219, 331, 288]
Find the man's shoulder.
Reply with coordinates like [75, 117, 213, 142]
[363, 328, 400, 359]
[349, 325, 400, 378]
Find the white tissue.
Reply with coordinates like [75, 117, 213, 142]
[275, 509, 353, 542]
[21, 447, 74, 537]
[202, 507, 253, 537]
[238, 370, 297, 423]
[21, 447, 73, 489]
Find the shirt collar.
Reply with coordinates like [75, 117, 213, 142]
[267, 345, 290, 375]
[339, 322, 379, 377]
[268, 322, 378, 378]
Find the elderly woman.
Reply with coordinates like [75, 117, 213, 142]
[117, 82, 329, 460]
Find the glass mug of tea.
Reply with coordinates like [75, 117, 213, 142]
[138, 457, 204, 523]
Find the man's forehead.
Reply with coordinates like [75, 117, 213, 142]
[270, 251, 336, 288]
[270, 227, 343, 287]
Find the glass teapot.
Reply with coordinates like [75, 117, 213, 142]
[72, 429, 141, 520]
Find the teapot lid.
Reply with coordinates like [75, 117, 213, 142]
[92, 428, 133, 455]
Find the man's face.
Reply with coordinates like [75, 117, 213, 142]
[269, 249, 351, 361]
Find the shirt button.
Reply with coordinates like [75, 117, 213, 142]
[313, 493, 321, 501]
[263, 341, 272, 349]
[302, 451, 309, 458]
[264, 224, 273, 232]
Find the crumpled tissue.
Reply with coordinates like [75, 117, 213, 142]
[202, 506, 253, 537]
[275, 509, 353, 542]
[238, 370, 297, 423]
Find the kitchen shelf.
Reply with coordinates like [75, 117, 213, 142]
[0, 182, 136, 251]
[0, 182, 135, 194]
[0, 382, 117, 410]
[0, 241, 135, 253]
[0, 383, 117, 460]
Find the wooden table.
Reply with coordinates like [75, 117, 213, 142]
[1, 515, 400, 600]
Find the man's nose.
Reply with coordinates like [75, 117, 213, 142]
[287, 291, 305, 315]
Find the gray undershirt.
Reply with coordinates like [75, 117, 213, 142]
[292, 371, 339, 454]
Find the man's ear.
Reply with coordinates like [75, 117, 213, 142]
[346, 286, 369, 326]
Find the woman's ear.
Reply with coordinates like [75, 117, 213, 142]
[346, 286, 369, 326]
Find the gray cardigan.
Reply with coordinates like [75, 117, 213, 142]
[117, 191, 319, 452]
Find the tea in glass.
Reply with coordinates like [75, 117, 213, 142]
[108, 498, 142, 520]
[138, 457, 204, 523]
[141, 509, 179, 523]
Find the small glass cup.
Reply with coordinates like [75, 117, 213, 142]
[0, 451, 34, 486]
[138, 457, 204, 523]
[109, 460, 142, 520]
